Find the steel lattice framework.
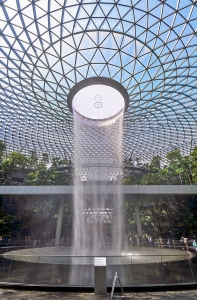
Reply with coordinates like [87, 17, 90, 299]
[0, 0, 197, 162]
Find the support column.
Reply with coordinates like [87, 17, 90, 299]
[134, 198, 143, 240]
[55, 198, 64, 246]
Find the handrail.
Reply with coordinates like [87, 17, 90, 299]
[0, 254, 193, 257]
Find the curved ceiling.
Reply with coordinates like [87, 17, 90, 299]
[0, 0, 197, 162]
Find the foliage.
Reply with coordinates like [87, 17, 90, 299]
[27, 150, 39, 169]
[6, 196, 60, 239]
[24, 153, 72, 186]
[1, 141, 197, 241]
[0, 142, 73, 185]
[122, 148, 197, 185]
[0, 140, 5, 164]
[122, 177, 132, 185]
[1, 140, 197, 186]
[123, 195, 197, 240]
[0, 207, 18, 236]
[0, 195, 73, 240]
[149, 155, 161, 171]
[191, 146, 197, 184]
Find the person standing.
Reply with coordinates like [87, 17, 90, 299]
[149, 236, 152, 247]
[172, 238, 176, 249]
[158, 237, 163, 248]
[192, 239, 197, 251]
[184, 237, 189, 251]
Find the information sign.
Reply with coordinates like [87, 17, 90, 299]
[94, 257, 106, 266]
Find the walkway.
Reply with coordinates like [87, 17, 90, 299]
[0, 289, 197, 300]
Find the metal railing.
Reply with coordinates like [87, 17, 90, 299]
[0, 238, 195, 247]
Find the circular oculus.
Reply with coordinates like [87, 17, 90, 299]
[72, 84, 125, 120]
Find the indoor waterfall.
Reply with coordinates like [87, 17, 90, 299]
[72, 108, 124, 256]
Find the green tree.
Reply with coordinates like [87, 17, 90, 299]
[0, 151, 28, 185]
[0, 140, 5, 164]
[24, 153, 72, 185]
[149, 155, 161, 171]
[0, 207, 18, 236]
[27, 150, 39, 170]
[122, 177, 132, 185]
[191, 146, 197, 184]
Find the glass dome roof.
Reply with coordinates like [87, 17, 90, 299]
[0, 0, 197, 162]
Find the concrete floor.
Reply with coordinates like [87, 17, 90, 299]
[1, 289, 197, 300]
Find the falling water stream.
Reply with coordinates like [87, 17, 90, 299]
[72, 109, 124, 256]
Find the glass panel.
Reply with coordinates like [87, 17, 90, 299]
[68, 257, 94, 286]
[106, 256, 133, 286]
[7, 255, 39, 284]
[190, 256, 197, 282]
[164, 256, 194, 284]
[36, 256, 70, 285]
[0, 254, 196, 286]
[0, 255, 12, 281]
[132, 256, 165, 286]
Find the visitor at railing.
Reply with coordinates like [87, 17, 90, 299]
[148, 236, 152, 247]
[1, 235, 197, 254]
[192, 239, 197, 251]
[184, 237, 189, 251]
[158, 237, 163, 248]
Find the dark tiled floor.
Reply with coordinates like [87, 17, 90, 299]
[1, 289, 197, 300]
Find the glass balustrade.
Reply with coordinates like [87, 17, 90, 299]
[0, 253, 196, 287]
